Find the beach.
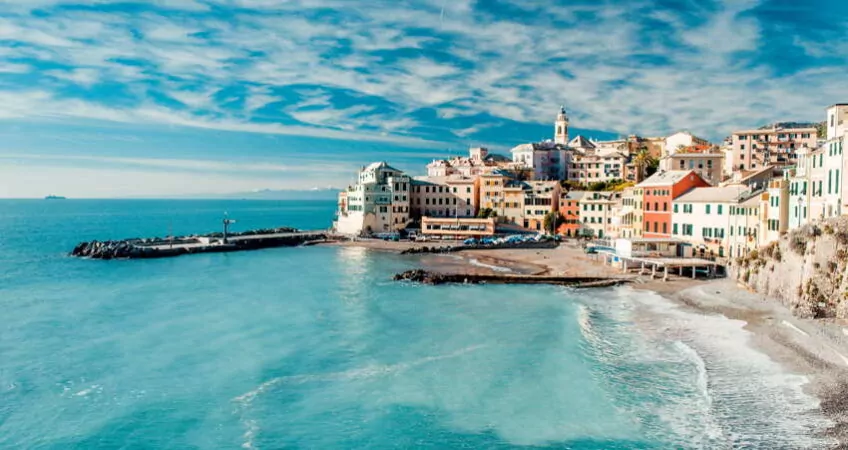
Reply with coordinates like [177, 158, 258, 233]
[330, 238, 848, 445]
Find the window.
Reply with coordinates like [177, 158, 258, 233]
[717, 205, 723, 215]
[662, 223, 667, 234]
[663, 202, 668, 211]
[653, 222, 658, 233]
[706, 204, 711, 214]
[674, 204, 678, 213]
[673, 223, 679, 235]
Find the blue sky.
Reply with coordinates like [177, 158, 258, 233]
[0, 0, 846, 198]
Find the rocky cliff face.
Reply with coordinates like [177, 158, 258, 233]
[729, 217, 848, 319]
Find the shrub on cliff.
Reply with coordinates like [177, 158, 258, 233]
[790, 234, 807, 255]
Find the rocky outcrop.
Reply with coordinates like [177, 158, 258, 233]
[393, 269, 626, 287]
[729, 217, 848, 319]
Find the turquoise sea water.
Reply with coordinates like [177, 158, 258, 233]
[0, 200, 833, 448]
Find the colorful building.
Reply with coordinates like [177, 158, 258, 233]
[639, 170, 710, 238]
[615, 186, 643, 239]
[523, 181, 561, 231]
[557, 190, 588, 237]
[580, 192, 620, 239]
[730, 123, 818, 171]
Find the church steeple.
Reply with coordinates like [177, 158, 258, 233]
[554, 105, 569, 145]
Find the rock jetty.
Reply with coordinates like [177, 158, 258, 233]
[71, 228, 327, 260]
[393, 269, 629, 288]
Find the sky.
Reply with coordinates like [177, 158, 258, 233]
[0, 0, 846, 198]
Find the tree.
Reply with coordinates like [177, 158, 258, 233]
[477, 208, 497, 219]
[543, 211, 563, 235]
[632, 147, 658, 182]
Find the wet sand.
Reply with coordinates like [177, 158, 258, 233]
[325, 238, 848, 445]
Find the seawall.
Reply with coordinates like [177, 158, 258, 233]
[71, 228, 328, 260]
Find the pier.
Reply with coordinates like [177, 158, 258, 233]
[71, 228, 329, 260]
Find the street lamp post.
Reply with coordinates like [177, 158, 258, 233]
[223, 213, 236, 244]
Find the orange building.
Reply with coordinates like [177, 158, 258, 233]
[638, 170, 709, 238]
[557, 190, 588, 237]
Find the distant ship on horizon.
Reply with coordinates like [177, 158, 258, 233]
[44, 195, 67, 200]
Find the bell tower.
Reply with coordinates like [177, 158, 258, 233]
[554, 105, 569, 145]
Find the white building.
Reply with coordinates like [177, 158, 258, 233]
[511, 140, 570, 181]
[673, 186, 741, 258]
[335, 162, 411, 235]
[822, 104, 848, 218]
[511, 107, 571, 180]
[665, 131, 710, 156]
[785, 104, 848, 230]
[764, 177, 789, 244]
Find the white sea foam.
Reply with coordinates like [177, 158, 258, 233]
[577, 286, 835, 448]
[74, 384, 102, 397]
[782, 319, 810, 337]
[467, 258, 511, 273]
[232, 344, 487, 448]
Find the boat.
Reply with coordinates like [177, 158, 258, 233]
[44, 195, 67, 200]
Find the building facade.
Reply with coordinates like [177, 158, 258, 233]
[523, 181, 562, 231]
[764, 177, 790, 244]
[659, 152, 724, 186]
[568, 152, 628, 185]
[410, 175, 479, 219]
[335, 162, 411, 235]
[665, 131, 710, 156]
[639, 170, 710, 238]
[615, 186, 643, 239]
[581, 192, 619, 239]
[730, 123, 818, 171]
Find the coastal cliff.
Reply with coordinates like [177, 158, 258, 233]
[729, 217, 848, 319]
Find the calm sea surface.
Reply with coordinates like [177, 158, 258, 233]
[0, 200, 833, 448]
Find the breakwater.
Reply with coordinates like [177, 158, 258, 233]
[393, 269, 630, 288]
[71, 227, 328, 260]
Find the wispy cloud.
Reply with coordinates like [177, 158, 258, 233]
[0, 0, 846, 197]
[5, 0, 844, 143]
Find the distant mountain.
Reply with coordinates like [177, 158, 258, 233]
[192, 188, 341, 200]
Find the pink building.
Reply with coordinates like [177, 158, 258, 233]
[730, 123, 818, 172]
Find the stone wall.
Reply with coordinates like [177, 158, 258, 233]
[728, 217, 848, 319]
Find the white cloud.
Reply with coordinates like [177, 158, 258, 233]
[0, 0, 845, 145]
[45, 68, 101, 87]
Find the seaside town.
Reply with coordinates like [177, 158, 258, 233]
[334, 104, 847, 266]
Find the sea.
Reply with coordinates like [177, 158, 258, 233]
[0, 199, 834, 449]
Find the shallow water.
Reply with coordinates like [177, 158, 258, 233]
[0, 200, 832, 448]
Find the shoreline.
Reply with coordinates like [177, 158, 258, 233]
[325, 238, 848, 445]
